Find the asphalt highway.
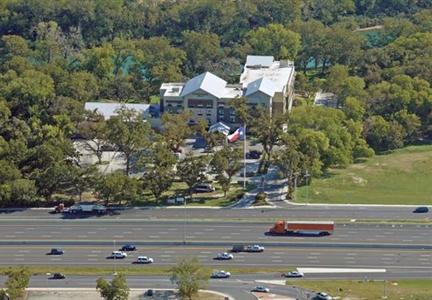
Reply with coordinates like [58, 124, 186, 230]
[0, 245, 431, 273]
[0, 220, 430, 249]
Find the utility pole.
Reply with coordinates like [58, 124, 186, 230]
[243, 123, 247, 190]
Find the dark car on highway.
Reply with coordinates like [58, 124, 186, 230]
[413, 206, 429, 213]
[51, 273, 66, 280]
[121, 244, 136, 251]
[49, 248, 64, 255]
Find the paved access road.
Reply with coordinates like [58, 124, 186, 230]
[0, 220, 430, 249]
[0, 205, 430, 221]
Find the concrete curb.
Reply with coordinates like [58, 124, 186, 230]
[284, 200, 427, 208]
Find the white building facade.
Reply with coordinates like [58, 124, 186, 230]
[160, 55, 295, 126]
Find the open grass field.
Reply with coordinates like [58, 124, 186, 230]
[296, 145, 432, 205]
[289, 279, 432, 300]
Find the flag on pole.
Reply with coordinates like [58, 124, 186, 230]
[227, 127, 245, 143]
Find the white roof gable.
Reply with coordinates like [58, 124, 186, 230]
[245, 77, 277, 97]
[180, 72, 227, 99]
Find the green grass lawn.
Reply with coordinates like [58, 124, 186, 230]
[296, 145, 432, 205]
[289, 279, 432, 300]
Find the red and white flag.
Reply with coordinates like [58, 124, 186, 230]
[227, 127, 245, 143]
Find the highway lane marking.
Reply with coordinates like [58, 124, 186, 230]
[14, 254, 24, 257]
[421, 254, 431, 257]
[418, 258, 430, 261]
[271, 256, 281, 259]
[88, 254, 98, 257]
[40, 235, 51, 238]
[163, 251, 175, 254]
[123, 231, 132, 234]
[14, 258, 24, 261]
[271, 260, 283, 263]
[87, 258, 98, 261]
[87, 231, 97, 234]
[307, 256, 318, 259]
[346, 253, 357, 256]
[77, 235, 88, 238]
[15, 231, 24, 234]
[91, 250, 102, 253]
[148, 236, 160, 238]
[113, 235, 124, 238]
[5, 235, 15, 238]
[403, 240, 413, 242]
[167, 228, 177, 231]
[160, 255, 172, 258]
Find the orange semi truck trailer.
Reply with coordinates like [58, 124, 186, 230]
[269, 220, 335, 235]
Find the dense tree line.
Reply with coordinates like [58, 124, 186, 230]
[1, 0, 432, 206]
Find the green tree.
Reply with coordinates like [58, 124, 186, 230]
[84, 43, 115, 80]
[170, 257, 209, 300]
[106, 107, 153, 175]
[211, 146, 242, 196]
[95, 171, 140, 205]
[245, 24, 301, 60]
[181, 31, 222, 75]
[142, 141, 176, 203]
[363, 116, 405, 151]
[342, 96, 365, 121]
[60, 71, 99, 102]
[196, 119, 226, 151]
[78, 111, 109, 164]
[5, 267, 30, 300]
[161, 111, 192, 152]
[177, 154, 208, 199]
[96, 274, 129, 300]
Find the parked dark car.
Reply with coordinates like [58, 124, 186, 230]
[193, 183, 215, 193]
[121, 244, 136, 251]
[413, 206, 429, 213]
[246, 150, 261, 159]
[49, 248, 64, 255]
[146, 289, 154, 296]
[51, 273, 66, 279]
[193, 137, 207, 149]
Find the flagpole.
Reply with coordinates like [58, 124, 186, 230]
[243, 123, 247, 190]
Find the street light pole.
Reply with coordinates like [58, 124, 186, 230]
[183, 197, 186, 245]
[113, 239, 117, 275]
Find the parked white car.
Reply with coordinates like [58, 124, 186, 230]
[136, 256, 154, 264]
[111, 251, 127, 259]
[316, 292, 333, 300]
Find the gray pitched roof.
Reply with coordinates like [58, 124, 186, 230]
[245, 55, 274, 68]
[180, 72, 227, 98]
[245, 77, 277, 97]
[84, 102, 150, 119]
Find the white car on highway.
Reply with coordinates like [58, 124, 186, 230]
[245, 244, 265, 252]
[284, 271, 304, 278]
[111, 251, 127, 259]
[136, 256, 154, 264]
[211, 270, 231, 278]
[216, 252, 234, 260]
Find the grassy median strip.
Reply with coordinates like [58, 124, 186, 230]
[0, 266, 292, 276]
[296, 145, 432, 205]
[288, 279, 432, 300]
